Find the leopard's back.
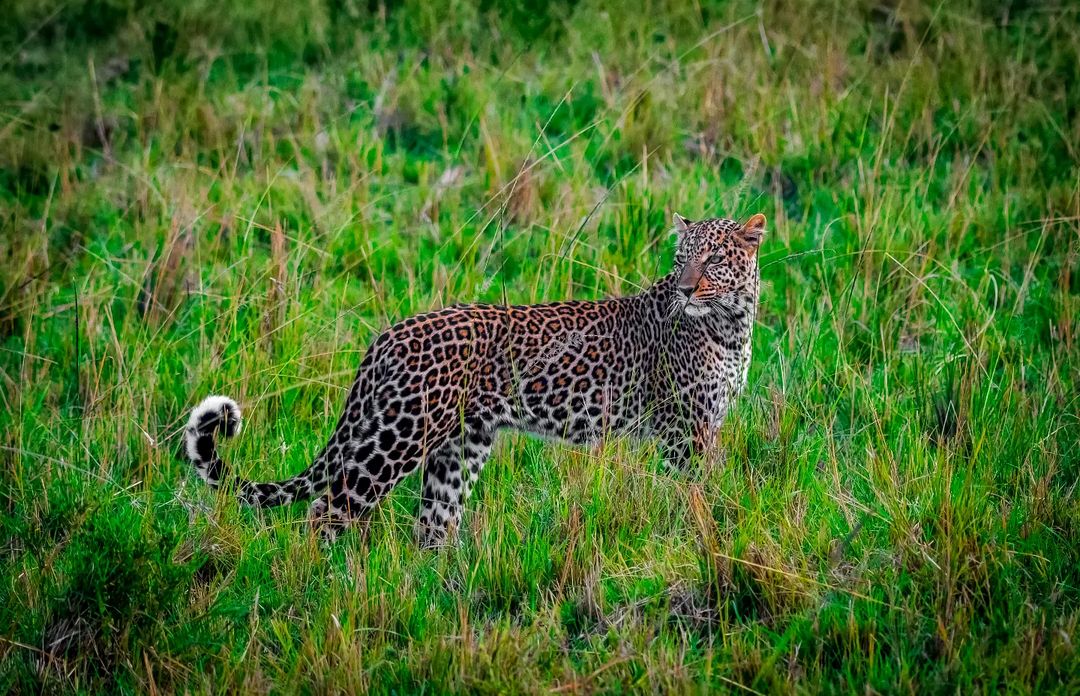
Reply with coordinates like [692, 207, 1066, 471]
[363, 294, 665, 446]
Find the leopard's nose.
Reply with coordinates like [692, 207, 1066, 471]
[676, 285, 694, 299]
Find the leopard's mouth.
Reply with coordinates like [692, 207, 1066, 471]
[683, 302, 711, 317]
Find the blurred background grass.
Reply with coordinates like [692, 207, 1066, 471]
[1, 0, 1078, 692]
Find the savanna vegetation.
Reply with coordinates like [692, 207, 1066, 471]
[1, 0, 1078, 692]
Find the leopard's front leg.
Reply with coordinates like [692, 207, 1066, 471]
[657, 380, 730, 471]
[660, 418, 722, 471]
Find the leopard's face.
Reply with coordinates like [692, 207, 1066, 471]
[671, 213, 765, 317]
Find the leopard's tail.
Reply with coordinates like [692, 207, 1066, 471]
[184, 396, 243, 487]
[184, 395, 333, 508]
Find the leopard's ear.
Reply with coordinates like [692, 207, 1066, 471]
[673, 213, 692, 235]
[737, 213, 766, 250]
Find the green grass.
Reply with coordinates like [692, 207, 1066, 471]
[1, 0, 1078, 692]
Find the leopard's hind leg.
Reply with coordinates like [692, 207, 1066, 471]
[308, 404, 457, 542]
[415, 420, 494, 548]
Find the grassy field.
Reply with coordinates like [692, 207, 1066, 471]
[1, 0, 1078, 692]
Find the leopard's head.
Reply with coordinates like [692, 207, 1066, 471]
[671, 213, 765, 317]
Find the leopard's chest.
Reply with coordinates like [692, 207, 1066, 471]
[655, 324, 752, 414]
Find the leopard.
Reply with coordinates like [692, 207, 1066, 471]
[184, 212, 765, 546]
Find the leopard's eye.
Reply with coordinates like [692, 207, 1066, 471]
[706, 254, 722, 265]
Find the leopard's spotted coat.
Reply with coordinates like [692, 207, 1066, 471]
[185, 213, 765, 545]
